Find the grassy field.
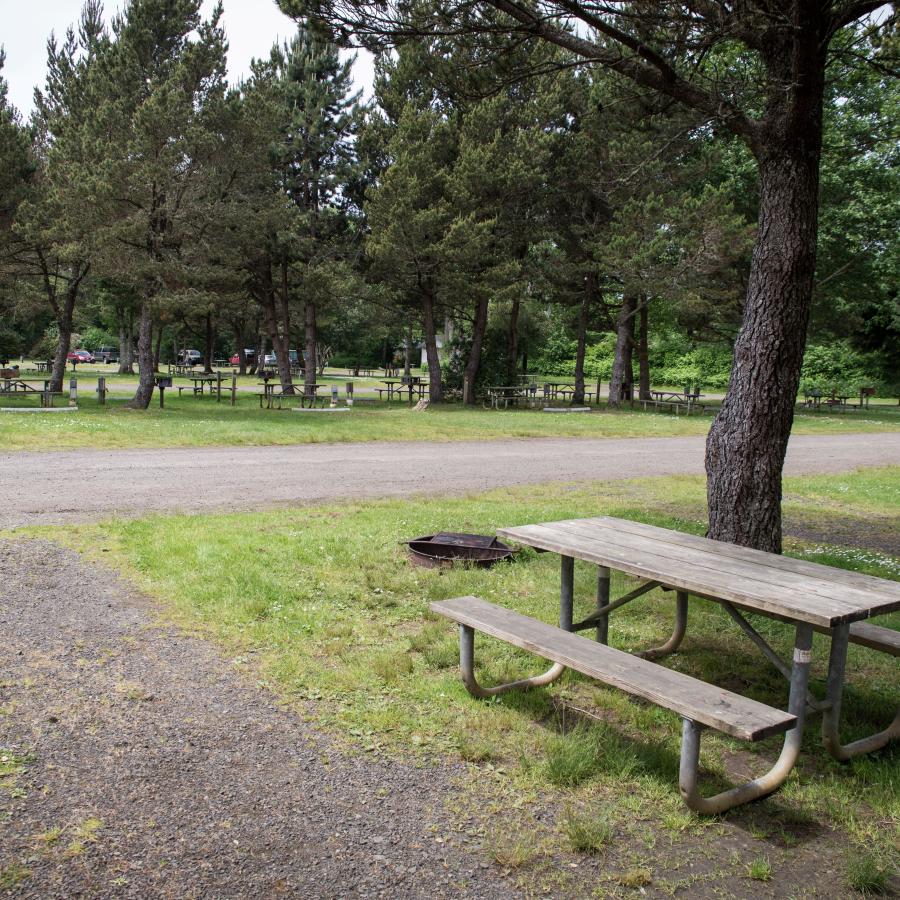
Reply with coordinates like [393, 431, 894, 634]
[2, 389, 899, 452]
[24, 468, 899, 897]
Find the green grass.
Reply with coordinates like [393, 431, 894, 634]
[846, 848, 895, 895]
[2, 388, 898, 451]
[561, 806, 615, 854]
[15, 468, 900, 894]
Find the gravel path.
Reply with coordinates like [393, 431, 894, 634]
[0, 539, 519, 899]
[3, 432, 899, 529]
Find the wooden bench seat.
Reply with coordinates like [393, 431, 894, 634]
[431, 596, 795, 742]
[843, 621, 900, 657]
[431, 595, 810, 813]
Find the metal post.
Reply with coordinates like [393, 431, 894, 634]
[69, 377, 77, 406]
[822, 623, 900, 760]
[159, 385, 165, 409]
[231, 373, 237, 407]
[346, 382, 353, 407]
[217, 371, 222, 402]
[679, 622, 813, 814]
[560, 555, 574, 631]
[596, 566, 611, 644]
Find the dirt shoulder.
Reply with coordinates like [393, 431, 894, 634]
[0, 539, 522, 899]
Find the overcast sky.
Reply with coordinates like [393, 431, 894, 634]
[1, 0, 374, 117]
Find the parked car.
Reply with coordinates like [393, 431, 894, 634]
[66, 349, 94, 363]
[261, 350, 299, 367]
[229, 349, 257, 365]
[177, 349, 203, 366]
[93, 346, 119, 363]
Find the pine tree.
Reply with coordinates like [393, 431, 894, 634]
[69, 0, 228, 407]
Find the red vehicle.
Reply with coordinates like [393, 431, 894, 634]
[66, 349, 94, 363]
[229, 349, 257, 365]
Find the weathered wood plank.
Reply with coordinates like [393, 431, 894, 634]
[497, 519, 900, 626]
[548, 520, 885, 615]
[846, 621, 900, 657]
[431, 596, 796, 742]
[499, 523, 852, 626]
[590, 517, 900, 604]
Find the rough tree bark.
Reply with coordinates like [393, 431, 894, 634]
[304, 301, 317, 394]
[232, 322, 248, 376]
[153, 323, 162, 373]
[126, 300, 156, 408]
[506, 294, 520, 384]
[572, 273, 592, 405]
[403, 323, 412, 376]
[421, 284, 443, 402]
[258, 259, 294, 394]
[463, 295, 489, 405]
[203, 312, 215, 373]
[117, 306, 134, 374]
[637, 296, 650, 401]
[40, 256, 88, 393]
[705, 148, 822, 552]
[608, 294, 636, 406]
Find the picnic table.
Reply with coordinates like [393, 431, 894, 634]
[0, 378, 64, 407]
[177, 374, 221, 398]
[377, 378, 427, 402]
[433, 516, 898, 813]
[485, 385, 538, 409]
[258, 382, 328, 408]
[641, 386, 705, 415]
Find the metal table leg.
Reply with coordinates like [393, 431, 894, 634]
[596, 566, 610, 644]
[679, 622, 813, 814]
[636, 591, 688, 661]
[457, 555, 573, 698]
[822, 623, 900, 761]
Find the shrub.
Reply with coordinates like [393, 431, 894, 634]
[799, 341, 880, 396]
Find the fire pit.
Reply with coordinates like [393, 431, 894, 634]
[405, 532, 514, 569]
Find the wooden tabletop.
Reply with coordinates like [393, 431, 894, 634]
[497, 516, 900, 628]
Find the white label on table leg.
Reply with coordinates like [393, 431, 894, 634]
[794, 648, 812, 663]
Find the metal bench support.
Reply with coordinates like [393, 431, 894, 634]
[822, 623, 900, 761]
[458, 556, 574, 698]
[679, 622, 813, 814]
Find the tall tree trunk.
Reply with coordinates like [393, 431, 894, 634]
[638, 295, 650, 401]
[127, 300, 155, 409]
[153, 323, 162, 373]
[232, 322, 248, 376]
[706, 147, 821, 553]
[258, 260, 294, 394]
[275, 259, 294, 392]
[463, 295, 489, 405]
[506, 294, 520, 384]
[304, 301, 317, 394]
[404, 324, 412, 376]
[203, 312, 214, 373]
[118, 307, 134, 374]
[421, 286, 443, 403]
[44, 262, 87, 393]
[49, 286, 77, 394]
[572, 274, 592, 405]
[608, 294, 636, 407]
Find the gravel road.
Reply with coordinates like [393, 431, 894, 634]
[3, 432, 898, 528]
[0, 539, 524, 898]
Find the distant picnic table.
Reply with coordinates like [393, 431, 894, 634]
[0, 377, 64, 407]
[377, 377, 427, 402]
